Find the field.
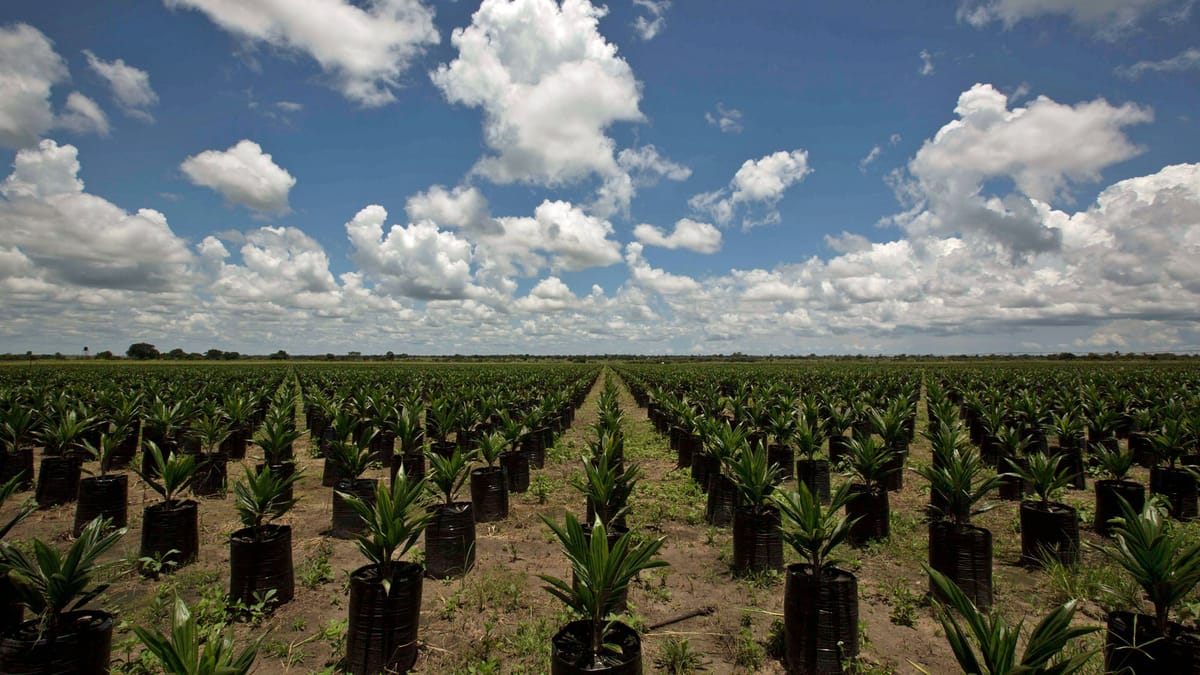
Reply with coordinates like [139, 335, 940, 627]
[0, 360, 1198, 673]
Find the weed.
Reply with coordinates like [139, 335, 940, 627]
[655, 636, 704, 674]
[732, 624, 764, 669]
[530, 474, 553, 504]
[766, 618, 786, 659]
[299, 540, 335, 588]
[880, 578, 926, 627]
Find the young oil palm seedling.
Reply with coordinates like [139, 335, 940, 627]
[470, 431, 509, 522]
[576, 433, 639, 531]
[1150, 417, 1197, 520]
[338, 468, 431, 674]
[386, 398, 426, 484]
[775, 482, 860, 674]
[73, 431, 128, 537]
[1095, 498, 1200, 671]
[188, 410, 231, 498]
[1046, 408, 1087, 490]
[540, 513, 667, 673]
[251, 412, 304, 504]
[0, 517, 127, 672]
[1008, 452, 1079, 566]
[133, 596, 260, 675]
[994, 424, 1030, 500]
[134, 441, 200, 572]
[917, 424, 1002, 608]
[842, 435, 897, 546]
[34, 409, 94, 507]
[703, 420, 746, 526]
[766, 406, 797, 481]
[497, 410, 532, 489]
[870, 399, 911, 491]
[229, 464, 302, 607]
[794, 413, 830, 504]
[917, 568, 1097, 675]
[1, 474, 35, 632]
[327, 428, 379, 539]
[0, 404, 38, 490]
[726, 441, 784, 574]
[425, 448, 475, 578]
[1092, 444, 1145, 537]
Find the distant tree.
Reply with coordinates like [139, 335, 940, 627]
[205, 348, 223, 360]
[269, 350, 289, 360]
[222, 351, 240, 360]
[95, 350, 115, 359]
[385, 351, 395, 360]
[325, 353, 336, 361]
[167, 348, 187, 360]
[127, 343, 159, 360]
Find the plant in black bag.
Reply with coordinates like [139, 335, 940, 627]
[338, 468, 431, 674]
[0, 517, 126, 672]
[540, 513, 667, 672]
[134, 441, 201, 572]
[775, 481, 860, 674]
[1093, 497, 1200, 672]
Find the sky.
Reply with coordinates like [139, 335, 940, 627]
[0, 0, 1198, 356]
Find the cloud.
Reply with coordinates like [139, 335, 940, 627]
[957, 0, 1192, 37]
[919, 49, 935, 76]
[705, 102, 743, 134]
[275, 101, 304, 112]
[592, 144, 691, 217]
[631, 0, 670, 40]
[887, 83, 1152, 256]
[165, 0, 439, 107]
[0, 140, 195, 292]
[0, 24, 69, 149]
[181, 140, 297, 215]
[1116, 48, 1200, 78]
[83, 49, 158, 121]
[633, 218, 722, 254]
[859, 145, 883, 171]
[56, 93, 110, 136]
[624, 242, 701, 294]
[477, 199, 624, 285]
[689, 149, 813, 229]
[431, 0, 643, 187]
[209, 226, 343, 311]
[405, 184, 495, 234]
[346, 204, 475, 300]
[514, 276, 579, 312]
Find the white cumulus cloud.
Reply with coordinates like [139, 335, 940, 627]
[631, 0, 670, 40]
[705, 102, 743, 134]
[431, 0, 644, 187]
[165, 0, 439, 107]
[690, 149, 813, 229]
[83, 49, 158, 121]
[0, 24, 68, 149]
[181, 140, 297, 215]
[346, 204, 475, 300]
[889, 83, 1152, 256]
[56, 92, 110, 136]
[633, 218, 721, 254]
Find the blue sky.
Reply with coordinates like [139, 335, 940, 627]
[1, 0, 1198, 355]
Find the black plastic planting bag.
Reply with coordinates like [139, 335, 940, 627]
[140, 499, 199, 570]
[73, 474, 127, 537]
[424, 502, 475, 579]
[1106, 611, 1200, 673]
[1151, 466, 1198, 521]
[705, 473, 739, 527]
[1019, 501, 1079, 566]
[1094, 479, 1145, 536]
[796, 460, 831, 505]
[732, 506, 783, 574]
[470, 467, 509, 522]
[501, 451, 530, 493]
[229, 524, 294, 606]
[346, 562, 423, 675]
[928, 521, 993, 609]
[847, 485, 889, 546]
[551, 620, 642, 675]
[784, 564, 858, 675]
[0, 611, 113, 675]
[332, 479, 377, 539]
[35, 456, 79, 507]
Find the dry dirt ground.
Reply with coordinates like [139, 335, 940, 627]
[0, 370, 1141, 673]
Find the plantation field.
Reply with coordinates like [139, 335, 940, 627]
[0, 361, 1198, 673]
